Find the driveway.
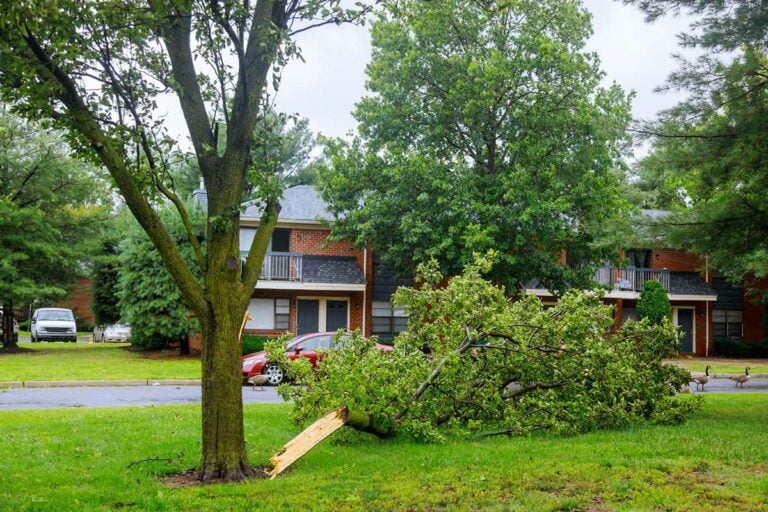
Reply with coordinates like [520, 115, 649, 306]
[0, 385, 284, 410]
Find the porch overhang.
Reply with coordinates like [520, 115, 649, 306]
[255, 281, 366, 292]
[523, 289, 717, 302]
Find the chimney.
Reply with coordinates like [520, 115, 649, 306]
[192, 177, 207, 207]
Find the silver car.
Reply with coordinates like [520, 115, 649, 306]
[93, 323, 131, 343]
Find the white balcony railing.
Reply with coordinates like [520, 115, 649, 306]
[595, 267, 670, 292]
[260, 252, 303, 281]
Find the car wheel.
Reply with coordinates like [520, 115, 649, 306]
[31, 333, 36, 342]
[263, 364, 284, 386]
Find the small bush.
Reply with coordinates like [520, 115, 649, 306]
[714, 337, 768, 358]
[242, 335, 270, 355]
[637, 280, 672, 324]
[79, 322, 94, 332]
[18, 320, 30, 331]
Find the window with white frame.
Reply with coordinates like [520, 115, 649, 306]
[247, 298, 291, 330]
[372, 301, 408, 338]
[713, 309, 742, 338]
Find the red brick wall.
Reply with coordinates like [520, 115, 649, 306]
[650, 250, 704, 272]
[742, 278, 767, 342]
[290, 228, 365, 269]
[57, 276, 95, 325]
[245, 289, 364, 336]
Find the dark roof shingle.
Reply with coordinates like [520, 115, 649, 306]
[302, 256, 365, 284]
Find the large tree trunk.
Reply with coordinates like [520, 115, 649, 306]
[198, 179, 253, 482]
[1, 301, 17, 350]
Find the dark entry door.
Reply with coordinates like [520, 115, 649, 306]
[677, 309, 694, 353]
[297, 300, 319, 335]
[326, 300, 348, 332]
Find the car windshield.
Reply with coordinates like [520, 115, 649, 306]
[37, 310, 74, 321]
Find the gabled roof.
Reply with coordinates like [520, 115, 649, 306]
[242, 185, 333, 223]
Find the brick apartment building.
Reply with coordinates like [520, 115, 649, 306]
[524, 210, 766, 356]
[236, 185, 411, 341]
[233, 187, 763, 355]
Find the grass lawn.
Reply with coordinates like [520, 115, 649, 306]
[666, 357, 768, 374]
[0, 395, 766, 511]
[0, 342, 200, 381]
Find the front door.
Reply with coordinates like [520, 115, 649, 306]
[326, 300, 348, 332]
[297, 300, 319, 335]
[676, 309, 694, 353]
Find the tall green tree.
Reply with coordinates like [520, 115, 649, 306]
[624, 1, 768, 285]
[318, 0, 632, 292]
[118, 204, 205, 350]
[0, 0, 372, 480]
[0, 111, 106, 349]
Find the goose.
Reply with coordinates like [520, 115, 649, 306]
[248, 374, 270, 391]
[692, 365, 711, 391]
[729, 367, 751, 388]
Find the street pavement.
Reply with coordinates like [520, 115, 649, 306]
[690, 377, 768, 393]
[0, 385, 284, 410]
[0, 379, 766, 410]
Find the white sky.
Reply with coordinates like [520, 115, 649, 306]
[270, 0, 694, 146]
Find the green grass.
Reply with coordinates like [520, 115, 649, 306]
[0, 342, 200, 381]
[0, 395, 767, 511]
[667, 357, 768, 374]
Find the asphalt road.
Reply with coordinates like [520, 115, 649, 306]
[0, 385, 284, 410]
[690, 377, 768, 393]
[0, 379, 766, 410]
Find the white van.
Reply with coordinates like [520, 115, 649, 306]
[31, 308, 77, 342]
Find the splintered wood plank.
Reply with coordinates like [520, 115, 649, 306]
[268, 407, 348, 479]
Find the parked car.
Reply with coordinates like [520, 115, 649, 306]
[0, 310, 19, 343]
[242, 332, 393, 385]
[30, 308, 77, 342]
[93, 324, 131, 343]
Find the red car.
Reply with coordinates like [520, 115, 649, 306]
[242, 332, 393, 385]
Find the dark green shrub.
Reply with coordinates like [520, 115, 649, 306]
[242, 335, 270, 355]
[637, 280, 672, 324]
[79, 322, 94, 332]
[18, 320, 30, 331]
[91, 239, 121, 326]
[713, 337, 768, 358]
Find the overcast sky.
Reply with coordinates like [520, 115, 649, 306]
[268, 0, 694, 149]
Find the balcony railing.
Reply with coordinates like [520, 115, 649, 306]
[260, 252, 303, 281]
[595, 267, 670, 292]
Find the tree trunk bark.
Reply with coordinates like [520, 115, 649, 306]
[1, 301, 18, 350]
[198, 182, 253, 482]
[199, 308, 253, 481]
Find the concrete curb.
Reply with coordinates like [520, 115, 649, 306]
[0, 379, 202, 389]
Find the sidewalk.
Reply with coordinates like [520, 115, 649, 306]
[0, 379, 201, 389]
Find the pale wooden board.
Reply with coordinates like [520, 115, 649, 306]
[268, 407, 347, 479]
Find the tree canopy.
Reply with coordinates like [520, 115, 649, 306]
[0, 111, 107, 348]
[624, 1, 768, 286]
[318, 0, 632, 292]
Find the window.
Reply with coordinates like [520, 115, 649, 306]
[372, 301, 408, 338]
[247, 298, 291, 330]
[296, 334, 333, 351]
[275, 299, 290, 330]
[713, 309, 742, 338]
[621, 308, 638, 325]
[271, 229, 290, 252]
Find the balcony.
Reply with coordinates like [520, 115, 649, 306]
[260, 252, 303, 281]
[595, 267, 670, 292]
